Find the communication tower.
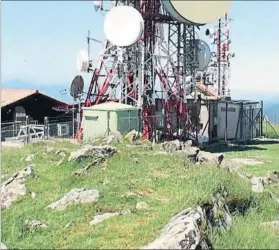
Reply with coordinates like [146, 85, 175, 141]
[74, 0, 232, 141]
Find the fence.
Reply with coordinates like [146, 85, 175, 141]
[1, 114, 78, 143]
[47, 115, 78, 139]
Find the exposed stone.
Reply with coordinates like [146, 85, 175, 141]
[1, 243, 8, 250]
[68, 145, 116, 162]
[48, 188, 99, 211]
[25, 154, 35, 162]
[141, 207, 208, 249]
[196, 150, 224, 166]
[46, 146, 54, 153]
[25, 219, 48, 232]
[105, 131, 123, 144]
[74, 158, 104, 176]
[64, 220, 74, 228]
[262, 220, 279, 232]
[141, 186, 231, 249]
[267, 171, 279, 184]
[90, 212, 119, 225]
[162, 140, 181, 153]
[31, 192, 36, 199]
[123, 192, 141, 199]
[250, 177, 265, 193]
[1, 165, 34, 210]
[121, 208, 132, 216]
[136, 201, 149, 210]
[124, 130, 142, 144]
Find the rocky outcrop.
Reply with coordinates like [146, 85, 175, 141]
[48, 188, 99, 211]
[1, 165, 34, 210]
[90, 212, 119, 225]
[141, 186, 231, 249]
[25, 219, 48, 232]
[68, 145, 116, 162]
[1, 243, 8, 250]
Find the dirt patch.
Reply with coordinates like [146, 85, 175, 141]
[1, 142, 24, 149]
[230, 158, 264, 166]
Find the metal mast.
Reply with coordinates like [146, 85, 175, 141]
[77, 0, 198, 141]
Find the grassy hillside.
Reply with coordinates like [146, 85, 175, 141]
[2, 140, 279, 249]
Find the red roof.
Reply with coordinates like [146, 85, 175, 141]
[1, 89, 68, 107]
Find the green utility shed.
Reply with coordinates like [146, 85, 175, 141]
[82, 102, 140, 140]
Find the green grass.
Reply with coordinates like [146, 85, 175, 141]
[263, 121, 279, 139]
[2, 140, 279, 249]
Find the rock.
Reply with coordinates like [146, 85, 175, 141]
[181, 140, 193, 149]
[25, 154, 35, 162]
[262, 220, 279, 232]
[68, 145, 116, 162]
[31, 192, 36, 199]
[90, 212, 119, 225]
[136, 201, 149, 210]
[250, 177, 265, 193]
[46, 146, 54, 153]
[267, 171, 279, 184]
[1, 165, 34, 210]
[133, 157, 140, 164]
[141, 187, 231, 249]
[123, 192, 141, 198]
[162, 140, 181, 153]
[48, 188, 99, 211]
[121, 208, 132, 216]
[25, 219, 48, 232]
[196, 150, 224, 166]
[74, 158, 103, 176]
[141, 207, 207, 249]
[64, 220, 73, 228]
[105, 131, 123, 144]
[124, 130, 142, 144]
[1, 243, 8, 250]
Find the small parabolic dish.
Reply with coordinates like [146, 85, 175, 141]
[196, 39, 211, 71]
[70, 75, 84, 99]
[76, 50, 89, 72]
[162, 0, 232, 25]
[104, 6, 144, 47]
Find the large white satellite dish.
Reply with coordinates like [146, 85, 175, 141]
[196, 39, 211, 71]
[76, 50, 89, 72]
[104, 6, 144, 47]
[162, 0, 232, 25]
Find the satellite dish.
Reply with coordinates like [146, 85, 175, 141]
[196, 39, 212, 71]
[162, 1, 232, 25]
[70, 75, 84, 99]
[104, 6, 144, 47]
[76, 50, 89, 72]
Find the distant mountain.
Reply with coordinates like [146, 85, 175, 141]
[265, 104, 279, 123]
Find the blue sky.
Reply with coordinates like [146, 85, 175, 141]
[2, 1, 279, 102]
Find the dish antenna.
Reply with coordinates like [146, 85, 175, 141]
[70, 75, 84, 99]
[104, 6, 144, 47]
[162, 0, 232, 25]
[196, 39, 212, 71]
[76, 50, 90, 72]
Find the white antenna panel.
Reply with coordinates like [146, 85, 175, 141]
[104, 6, 144, 47]
[76, 50, 89, 72]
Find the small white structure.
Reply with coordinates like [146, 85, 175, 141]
[82, 102, 140, 140]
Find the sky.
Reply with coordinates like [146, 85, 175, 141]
[2, 1, 279, 102]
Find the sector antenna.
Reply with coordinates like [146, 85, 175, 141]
[74, 0, 233, 142]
